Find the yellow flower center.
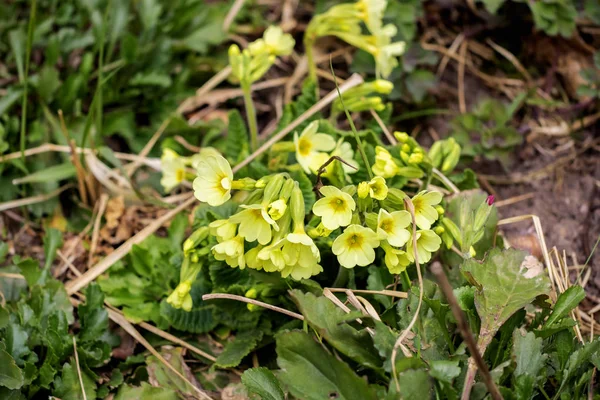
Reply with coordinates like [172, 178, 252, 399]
[176, 168, 185, 182]
[380, 221, 392, 232]
[330, 197, 347, 212]
[297, 137, 313, 156]
[346, 234, 364, 249]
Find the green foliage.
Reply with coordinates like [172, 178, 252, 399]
[578, 52, 600, 99]
[0, 256, 116, 398]
[451, 97, 525, 167]
[242, 367, 285, 400]
[275, 330, 378, 400]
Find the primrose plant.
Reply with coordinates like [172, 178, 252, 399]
[162, 117, 494, 312]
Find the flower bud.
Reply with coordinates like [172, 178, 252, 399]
[469, 246, 477, 258]
[395, 131, 409, 143]
[167, 280, 193, 311]
[373, 79, 394, 94]
[382, 188, 407, 209]
[441, 143, 461, 173]
[245, 288, 258, 299]
[262, 174, 285, 204]
[429, 141, 443, 168]
[357, 182, 370, 199]
[434, 226, 445, 235]
[231, 177, 257, 190]
[442, 217, 462, 246]
[435, 205, 445, 215]
[307, 223, 333, 238]
[279, 178, 295, 201]
[408, 152, 423, 165]
[401, 143, 411, 153]
[397, 166, 424, 179]
[289, 183, 306, 227]
[183, 227, 210, 253]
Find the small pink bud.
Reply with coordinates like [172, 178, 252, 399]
[486, 195, 495, 206]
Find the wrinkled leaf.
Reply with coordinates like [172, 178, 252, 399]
[241, 367, 285, 400]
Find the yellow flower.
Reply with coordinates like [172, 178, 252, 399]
[212, 235, 245, 269]
[193, 154, 234, 206]
[281, 261, 323, 281]
[229, 205, 277, 245]
[190, 147, 222, 169]
[209, 219, 237, 242]
[406, 230, 441, 264]
[381, 242, 411, 274]
[357, 182, 370, 199]
[367, 176, 388, 200]
[332, 139, 358, 174]
[356, 0, 387, 33]
[332, 224, 380, 268]
[257, 240, 287, 272]
[268, 199, 287, 221]
[372, 25, 406, 78]
[166, 280, 193, 311]
[282, 233, 320, 267]
[249, 26, 295, 57]
[312, 186, 356, 230]
[160, 149, 187, 193]
[411, 190, 443, 230]
[372, 146, 399, 178]
[294, 121, 336, 173]
[377, 208, 411, 247]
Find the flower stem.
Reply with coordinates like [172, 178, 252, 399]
[242, 81, 259, 152]
[330, 63, 373, 179]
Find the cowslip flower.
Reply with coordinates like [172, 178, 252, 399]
[166, 280, 193, 311]
[209, 219, 237, 242]
[281, 261, 323, 281]
[381, 242, 411, 274]
[411, 190, 443, 230]
[193, 154, 234, 206]
[229, 205, 277, 245]
[371, 25, 406, 78]
[249, 26, 295, 57]
[406, 229, 442, 264]
[332, 139, 358, 174]
[190, 147, 222, 170]
[367, 176, 388, 200]
[268, 199, 287, 221]
[332, 224, 380, 268]
[160, 149, 187, 193]
[294, 121, 336, 173]
[356, 0, 386, 33]
[377, 208, 411, 247]
[372, 146, 399, 178]
[212, 235, 245, 269]
[257, 241, 287, 272]
[312, 186, 356, 230]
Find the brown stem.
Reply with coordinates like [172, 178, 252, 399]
[431, 262, 502, 400]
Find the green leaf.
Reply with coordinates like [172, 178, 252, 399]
[78, 284, 109, 342]
[480, 0, 505, 14]
[241, 367, 285, 400]
[543, 285, 585, 328]
[276, 330, 377, 400]
[43, 227, 63, 271]
[560, 337, 600, 389]
[225, 109, 249, 163]
[115, 382, 178, 400]
[36, 66, 61, 103]
[290, 290, 382, 369]
[179, 20, 226, 53]
[52, 362, 97, 400]
[0, 89, 23, 117]
[405, 69, 436, 102]
[12, 162, 76, 185]
[513, 331, 546, 378]
[215, 330, 264, 368]
[4, 323, 30, 366]
[0, 349, 24, 390]
[461, 248, 551, 353]
[8, 29, 25, 82]
[429, 360, 460, 383]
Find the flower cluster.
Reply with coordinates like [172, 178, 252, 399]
[209, 173, 323, 281]
[312, 180, 443, 274]
[160, 147, 220, 193]
[229, 26, 295, 86]
[331, 79, 394, 117]
[304, 0, 405, 78]
[372, 131, 429, 180]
